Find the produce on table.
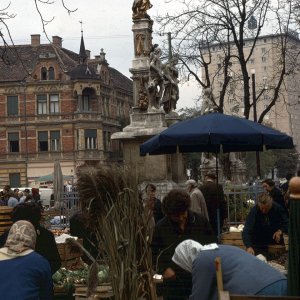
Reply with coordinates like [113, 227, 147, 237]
[52, 264, 110, 291]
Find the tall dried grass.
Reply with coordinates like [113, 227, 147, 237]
[76, 165, 156, 300]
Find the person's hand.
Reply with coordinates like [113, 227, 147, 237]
[163, 267, 176, 280]
[246, 247, 255, 255]
[273, 230, 282, 243]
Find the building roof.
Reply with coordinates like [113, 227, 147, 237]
[78, 34, 87, 64]
[109, 67, 133, 92]
[0, 36, 133, 94]
[69, 63, 99, 80]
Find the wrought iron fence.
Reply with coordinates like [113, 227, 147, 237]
[224, 183, 264, 225]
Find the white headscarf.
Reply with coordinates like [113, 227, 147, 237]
[172, 239, 218, 272]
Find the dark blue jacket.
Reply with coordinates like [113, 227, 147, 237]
[242, 202, 288, 249]
[0, 251, 53, 299]
[190, 245, 286, 300]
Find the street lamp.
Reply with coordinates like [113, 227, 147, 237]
[251, 69, 261, 178]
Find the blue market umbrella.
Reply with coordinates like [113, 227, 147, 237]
[140, 112, 294, 155]
[140, 112, 294, 237]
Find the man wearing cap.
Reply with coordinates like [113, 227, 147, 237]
[200, 172, 227, 235]
[186, 179, 209, 220]
[172, 240, 287, 300]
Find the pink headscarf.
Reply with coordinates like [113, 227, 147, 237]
[4, 220, 36, 255]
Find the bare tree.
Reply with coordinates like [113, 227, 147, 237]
[157, 0, 300, 122]
[0, 1, 77, 66]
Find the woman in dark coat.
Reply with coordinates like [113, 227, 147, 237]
[151, 189, 217, 300]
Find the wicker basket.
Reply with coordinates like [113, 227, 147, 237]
[268, 244, 286, 257]
[57, 238, 83, 259]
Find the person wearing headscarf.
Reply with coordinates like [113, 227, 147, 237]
[0, 202, 61, 274]
[0, 220, 53, 299]
[172, 240, 287, 300]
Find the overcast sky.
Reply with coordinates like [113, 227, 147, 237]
[4, 0, 199, 110]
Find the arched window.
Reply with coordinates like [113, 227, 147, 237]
[48, 67, 55, 80]
[41, 67, 47, 80]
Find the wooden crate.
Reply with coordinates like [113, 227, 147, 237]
[0, 206, 13, 235]
[220, 232, 246, 250]
[74, 284, 113, 299]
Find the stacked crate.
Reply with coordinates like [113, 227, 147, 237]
[0, 206, 13, 235]
[220, 232, 246, 250]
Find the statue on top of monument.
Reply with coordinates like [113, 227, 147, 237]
[161, 53, 180, 114]
[147, 44, 164, 111]
[201, 87, 218, 115]
[132, 0, 153, 20]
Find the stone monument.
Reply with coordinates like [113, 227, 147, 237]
[112, 1, 185, 188]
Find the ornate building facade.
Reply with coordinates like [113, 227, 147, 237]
[0, 34, 133, 187]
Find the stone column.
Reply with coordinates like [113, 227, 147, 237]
[130, 17, 153, 111]
[77, 95, 83, 112]
[112, 13, 185, 188]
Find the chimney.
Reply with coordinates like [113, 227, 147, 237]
[85, 50, 91, 59]
[31, 34, 40, 46]
[52, 36, 62, 47]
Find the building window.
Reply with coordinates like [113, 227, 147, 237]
[82, 95, 90, 111]
[37, 94, 47, 115]
[48, 67, 55, 80]
[84, 129, 97, 149]
[50, 94, 59, 113]
[261, 48, 266, 53]
[8, 132, 19, 153]
[9, 173, 20, 187]
[262, 57, 267, 62]
[7, 95, 18, 116]
[38, 131, 48, 151]
[50, 131, 60, 151]
[41, 67, 47, 80]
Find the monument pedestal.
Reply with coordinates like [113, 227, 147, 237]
[112, 109, 185, 185]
